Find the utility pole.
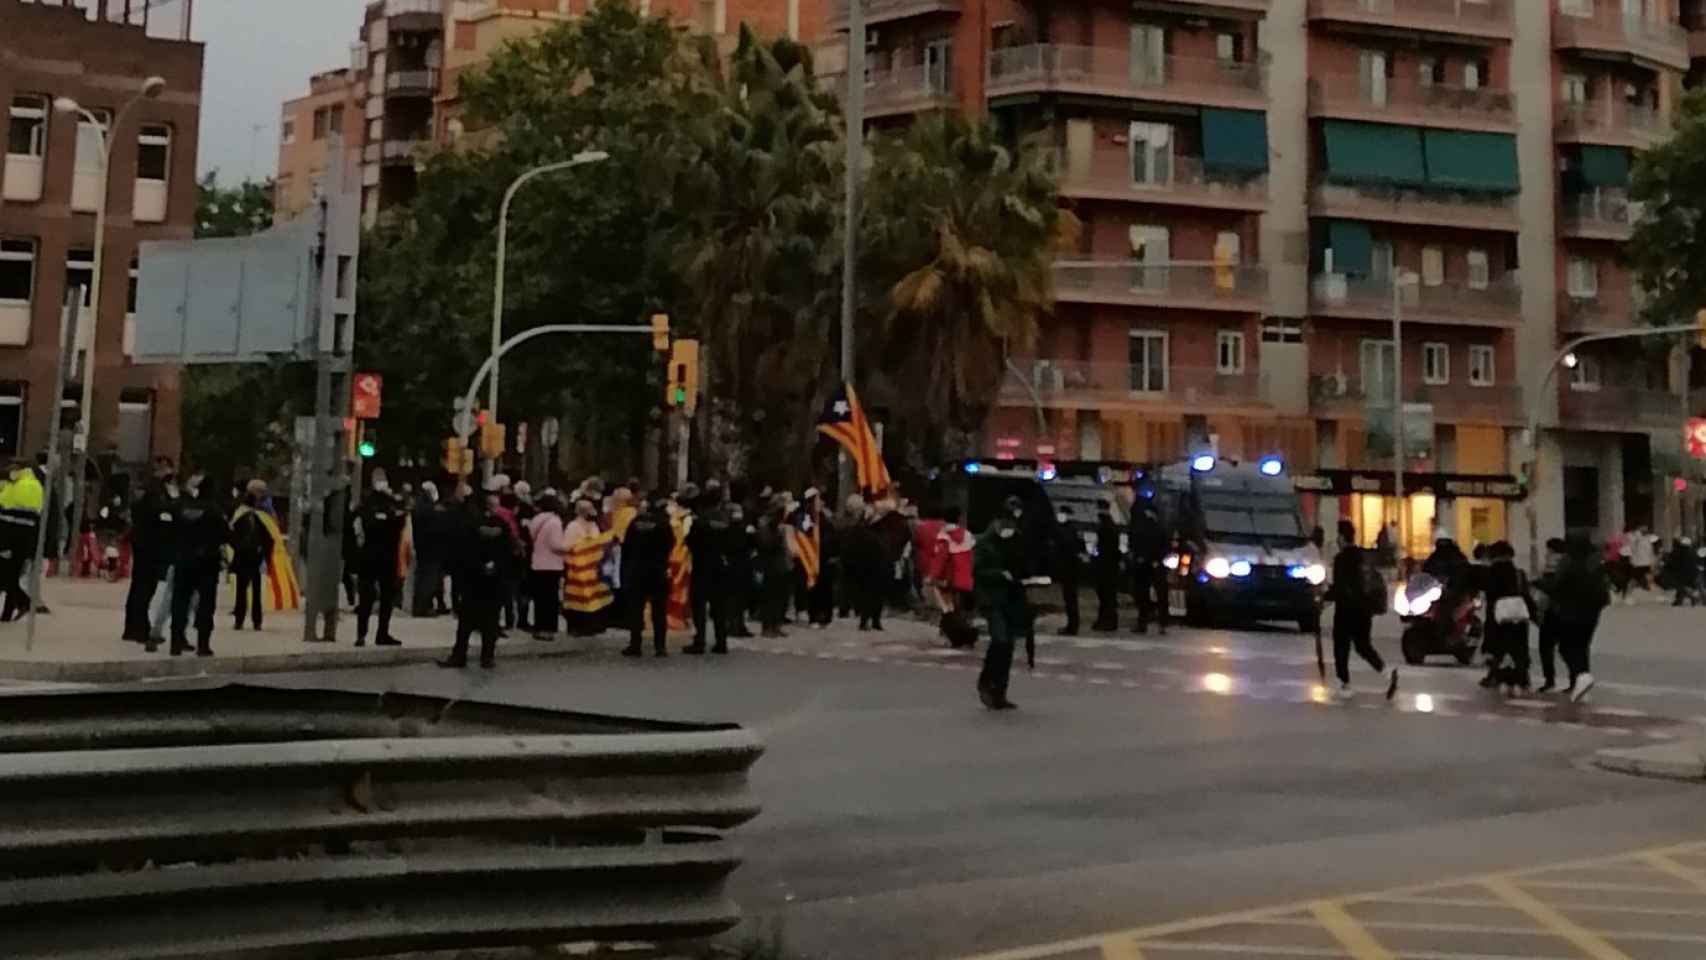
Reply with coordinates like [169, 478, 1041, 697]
[27, 289, 78, 651]
[1391, 272, 1405, 565]
[840, 0, 864, 496]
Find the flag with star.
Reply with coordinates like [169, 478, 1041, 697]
[817, 382, 892, 495]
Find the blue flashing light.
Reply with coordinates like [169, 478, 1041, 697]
[1191, 454, 1217, 473]
[1038, 464, 1058, 482]
[1230, 560, 1253, 578]
[1258, 456, 1284, 477]
[964, 462, 982, 475]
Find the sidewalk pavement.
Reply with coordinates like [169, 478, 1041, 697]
[1597, 739, 1706, 781]
[0, 577, 623, 683]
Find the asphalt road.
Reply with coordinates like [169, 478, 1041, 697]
[262, 601, 1706, 960]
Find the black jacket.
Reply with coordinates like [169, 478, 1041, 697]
[1129, 510, 1166, 565]
[229, 503, 275, 566]
[1328, 545, 1378, 614]
[458, 506, 513, 583]
[172, 491, 228, 576]
[621, 508, 673, 591]
[1538, 555, 1610, 627]
[131, 482, 178, 565]
[1094, 516, 1122, 573]
[844, 521, 887, 582]
[351, 491, 406, 573]
[686, 508, 731, 580]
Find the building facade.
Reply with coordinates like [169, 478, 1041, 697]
[0, 0, 202, 469]
[833, 0, 1696, 553]
[275, 67, 364, 223]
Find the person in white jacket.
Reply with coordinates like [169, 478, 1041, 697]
[525, 495, 567, 640]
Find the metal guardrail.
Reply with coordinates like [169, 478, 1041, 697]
[0, 681, 764, 960]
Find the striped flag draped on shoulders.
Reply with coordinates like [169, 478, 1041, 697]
[817, 382, 892, 495]
[786, 512, 821, 589]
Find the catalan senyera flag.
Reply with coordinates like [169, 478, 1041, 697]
[817, 382, 892, 495]
[564, 530, 616, 614]
[786, 516, 821, 589]
[229, 506, 300, 611]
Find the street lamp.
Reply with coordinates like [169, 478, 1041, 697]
[1562, 351, 1581, 370]
[1390, 269, 1419, 562]
[53, 75, 164, 557]
[486, 150, 608, 480]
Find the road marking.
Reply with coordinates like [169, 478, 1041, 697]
[1098, 938, 1143, 960]
[1638, 851, 1706, 896]
[1519, 879, 1689, 894]
[1481, 877, 1633, 960]
[1135, 945, 1338, 957]
[1310, 901, 1395, 960]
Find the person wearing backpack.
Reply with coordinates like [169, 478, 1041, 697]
[228, 480, 275, 631]
[1482, 540, 1539, 695]
[1325, 519, 1398, 700]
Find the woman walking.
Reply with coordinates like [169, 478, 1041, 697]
[1482, 540, 1538, 696]
[1536, 534, 1610, 701]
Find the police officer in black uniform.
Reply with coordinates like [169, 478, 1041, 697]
[685, 487, 732, 654]
[438, 488, 510, 670]
[621, 495, 674, 658]
[1130, 501, 1169, 636]
[1052, 505, 1085, 635]
[1091, 502, 1122, 632]
[167, 469, 225, 657]
[352, 471, 405, 647]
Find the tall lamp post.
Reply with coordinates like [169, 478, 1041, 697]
[53, 75, 165, 561]
[485, 150, 608, 482]
[1390, 269, 1418, 563]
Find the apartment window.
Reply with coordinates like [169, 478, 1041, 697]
[924, 39, 953, 94]
[1216, 231, 1242, 264]
[65, 248, 94, 309]
[1131, 24, 1166, 86]
[1567, 256, 1599, 298]
[1569, 354, 1602, 391]
[1467, 249, 1490, 290]
[1262, 317, 1304, 344]
[0, 384, 22, 458]
[1421, 245, 1445, 286]
[328, 104, 345, 134]
[75, 109, 110, 174]
[7, 97, 46, 158]
[1359, 50, 1389, 105]
[280, 117, 295, 146]
[137, 125, 170, 182]
[1464, 58, 1487, 91]
[1215, 32, 1242, 65]
[1128, 224, 1170, 292]
[1216, 331, 1246, 375]
[1469, 345, 1495, 386]
[1561, 72, 1589, 104]
[312, 107, 329, 141]
[1360, 338, 1397, 400]
[1422, 342, 1450, 385]
[0, 240, 34, 305]
[1559, 0, 1592, 16]
[116, 388, 152, 464]
[367, 118, 382, 141]
[1417, 56, 1440, 88]
[1128, 122, 1172, 186]
[1128, 330, 1168, 393]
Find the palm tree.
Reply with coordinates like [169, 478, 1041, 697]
[861, 112, 1074, 463]
[662, 27, 845, 483]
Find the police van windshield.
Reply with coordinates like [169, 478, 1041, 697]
[1199, 492, 1306, 543]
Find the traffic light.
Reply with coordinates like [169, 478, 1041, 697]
[479, 422, 507, 460]
[443, 437, 472, 475]
[651, 313, 671, 352]
[358, 435, 376, 459]
[667, 339, 699, 415]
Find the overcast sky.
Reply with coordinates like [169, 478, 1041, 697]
[195, 0, 362, 185]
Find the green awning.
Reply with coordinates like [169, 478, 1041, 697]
[1422, 130, 1520, 193]
[1579, 145, 1631, 188]
[1326, 220, 1374, 278]
[1201, 108, 1269, 174]
[1322, 121, 1427, 188]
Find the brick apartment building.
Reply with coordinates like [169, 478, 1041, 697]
[275, 68, 364, 223]
[0, 0, 202, 473]
[821, 0, 1703, 552]
[278, 0, 828, 229]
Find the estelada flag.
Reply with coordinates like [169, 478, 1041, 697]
[228, 506, 300, 611]
[817, 382, 892, 495]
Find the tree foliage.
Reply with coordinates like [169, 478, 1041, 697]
[1630, 88, 1706, 328]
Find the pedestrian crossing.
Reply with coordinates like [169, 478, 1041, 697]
[737, 623, 1690, 740]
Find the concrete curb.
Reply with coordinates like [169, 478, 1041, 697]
[0, 636, 610, 684]
[1594, 742, 1706, 782]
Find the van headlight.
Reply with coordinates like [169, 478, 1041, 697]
[1162, 553, 1180, 571]
[1204, 556, 1231, 579]
[1289, 563, 1327, 585]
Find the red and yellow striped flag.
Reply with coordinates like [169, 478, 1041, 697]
[817, 382, 891, 495]
[786, 520, 820, 589]
[564, 529, 615, 614]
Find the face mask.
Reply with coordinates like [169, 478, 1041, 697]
[999, 527, 1016, 540]
[1056, 512, 1068, 524]
[373, 481, 389, 494]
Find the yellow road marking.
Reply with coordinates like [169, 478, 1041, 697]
[1132, 945, 1339, 958]
[1639, 851, 1706, 896]
[1481, 877, 1634, 960]
[1310, 901, 1395, 960]
[1099, 938, 1143, 960]
[1517, 879, 1692, 893]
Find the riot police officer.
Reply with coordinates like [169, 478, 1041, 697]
[351, 469, 405, 647]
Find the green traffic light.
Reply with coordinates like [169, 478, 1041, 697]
[358, 441, 376, 458]
[673, 388, 687, 404]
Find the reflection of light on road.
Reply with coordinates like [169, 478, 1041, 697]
[1309, 684, 1329, 704]
[1414, 693, 1435, 714]
[1209, 645, 1228, 655]
[1203, 673, 1233, 695]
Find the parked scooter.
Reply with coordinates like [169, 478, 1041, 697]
[1395, 572, 1481, 666]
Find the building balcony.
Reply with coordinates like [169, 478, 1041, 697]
[1133, 0, 1270, 13]
[827, 0, 961, 29]
[1555, 101, 1669, 149]
[1310, 274, 1522, 328]
[1003, 361, 1269, 413]
[1553, 11, 1689, 72]
[1308, 75, 1514, 133]
[1055, 154, 1268, 212]
[1307, 0, 1514, 43]
[1559, 383, 1682, 431]
[986, 46, 1267, 111]
[821, 68, 956, 119]
[1556, 295, 1628, 333]
[385, 68, 440, 98]
[1310, 375, 1524, 423]
[1311, 182, 1519, 232]
[1558, 188, 1638, 241]
[1053, 260, 1268, 313]
[367, 139, 429, 166]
